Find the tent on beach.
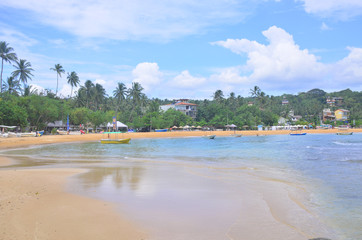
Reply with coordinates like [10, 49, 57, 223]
[106, 121, 128, 132]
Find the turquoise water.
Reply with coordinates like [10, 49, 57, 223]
[1, 134, 361, 239]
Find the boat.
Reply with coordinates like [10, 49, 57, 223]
[155, 129, 168, 132]
[336, 132, 353, 135]
[57, 130, 68, 135]
[336, 126, 353, 135]
[289, 130, 307, 136]
[21, 132, 37, 137]
[100, 132, 131, 144]
[205, 135, 216, 139]
[100, 138, 131, 144]
[37, 130, 44, 136]
[290, 132, 307, 136]
[230, 134, 242, 137]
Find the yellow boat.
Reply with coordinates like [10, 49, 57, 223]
[100, 132, 131, 144]
[100, 138, 131, 144]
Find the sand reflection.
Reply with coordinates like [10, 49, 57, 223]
[77, 166, 145, 190]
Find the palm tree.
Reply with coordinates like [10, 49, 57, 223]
[67, 71, 80, 98]
[3, 76, 20, 95]
[12, 59, 34, 90]
[50, 64, 65, 97]
[94, 83, 106, 110]
[127, 82, 144, 105]
[84, 80, 94, 108]
[249, 86, 261, 98]
[0, 41, 18, 93]
[127, 82, 145, 121]
[23, 85, 36, 96]
[213, 89, 224, 103]
[113, 82, 127, 117]
[114, 82, 127, 104]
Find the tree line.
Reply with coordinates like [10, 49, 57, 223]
[1, 41, 361, 131]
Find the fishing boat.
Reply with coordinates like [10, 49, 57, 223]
[289, 130, 307, 136]
[100, 132, 131, 144]
[204, 135, 216, 139]
[230, 134, 242, 137]
[336, 132, 353, 135]
[290, 132, 307, 136]
[155, 129, 168, 132]
[336, 126, 353, 135]
[57, 130, 68, 135]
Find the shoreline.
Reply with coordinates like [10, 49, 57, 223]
[0, 128, 360, 150]
[0, 129, 356, 239]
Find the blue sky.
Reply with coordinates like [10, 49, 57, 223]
[0, 0, 361, 99]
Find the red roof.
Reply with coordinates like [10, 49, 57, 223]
[175, 102, 197, 106]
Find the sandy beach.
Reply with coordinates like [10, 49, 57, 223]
[1, 128, 360, 150]
[0, 129, 359, 240]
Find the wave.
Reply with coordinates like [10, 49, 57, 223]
[333, 141, 362, 146]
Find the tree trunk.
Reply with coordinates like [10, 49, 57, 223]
[0, 59, 3, 93]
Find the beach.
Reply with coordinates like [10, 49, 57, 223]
[0, 129, 360, 240]
[1, 128, 360, 150]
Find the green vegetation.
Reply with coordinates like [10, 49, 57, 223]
[1, 40, 361, 131]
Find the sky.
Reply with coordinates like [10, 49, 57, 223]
[0, 0, 361, 99]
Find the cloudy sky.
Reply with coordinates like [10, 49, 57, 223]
[1, 0, 361, 99]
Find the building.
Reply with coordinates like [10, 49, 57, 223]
[326, 97, 343, 106]
[322, 108, 335, 122]
[335, 109, 349, 121]
[281, 96, 289, 105]
[160, 99, 197, 119]
[247, 101, 254, 106]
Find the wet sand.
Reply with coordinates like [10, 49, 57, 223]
[0, 129, 358, 239]
[0, 157, 147, 240]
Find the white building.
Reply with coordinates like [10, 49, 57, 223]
[160, 99, 197, 119]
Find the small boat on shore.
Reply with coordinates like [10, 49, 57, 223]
[336, 126, 353, 135]
[100, 132, 131, 144]
[289, 130, 306, 136]
[21, 132, 37, 137]
[155, 129, 168, 132]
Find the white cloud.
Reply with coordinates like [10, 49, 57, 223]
[95, 79, 106, 85]
[210, 67, 249, 84]
[132, 62, 163, 93]
[321, 22, 331, 30]
[0, 0, 253, 41]
[171, 70, 206, 88]
[333, 47, 362, 84]
[213, 26, 326, 89]
[300, 0, 362, 20]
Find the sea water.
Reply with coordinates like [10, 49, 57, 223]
[1, 133, 361, 239]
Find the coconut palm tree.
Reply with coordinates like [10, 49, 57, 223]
[94, 83, 106, 110]
[23, 85, 36, 96]
[113, 82, 127, 117]
[3, 76, 21, 95]
[127, 82, 144, 105]
[127, 82, 145, 121]
[114, 82, 127, 104]
[50, 64, 65, 97]
[0, 41, 18, 93]
[12, 59, 34, 90]
[67, 71, 80, 98]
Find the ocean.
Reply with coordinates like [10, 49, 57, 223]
[1, 133, 361, 239]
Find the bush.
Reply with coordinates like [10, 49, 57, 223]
[51, 128, 57, 135]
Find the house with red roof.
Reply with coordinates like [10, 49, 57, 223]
[160, 99, 197, 119]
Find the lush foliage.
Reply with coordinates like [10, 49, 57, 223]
[1, 41, 361, 131]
